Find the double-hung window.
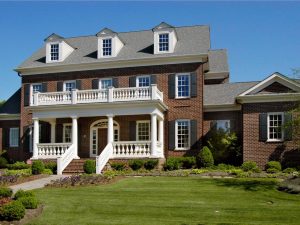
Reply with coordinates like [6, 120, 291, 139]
[267, 112, 284, 141]
[99, 78, 112, 89]
[176, 120, 190, 150]
[9, 128, 19, 147]
[214, 120, 231, 133]
[50, 44, 59, 61]
[63, 124, 72, 143]
[136, 76, 150, 87]
[136, 121, 150, 141]
[176, 74, 190, 98]
[159, 33, 169, 52]
[64, 81, 76, 91]
[31, 83, 42, 105]
[102, 38, 112, 56]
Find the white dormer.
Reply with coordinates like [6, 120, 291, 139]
[153, 22, 177, 54]
[96, 28, 123, 58]
[45, 33, 74, 63]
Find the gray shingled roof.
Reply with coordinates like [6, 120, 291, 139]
[204, 81, 259, 105]
[206, 49, 229, 73]
[17, 25, 210, 69]
[0, 89, 21, 114]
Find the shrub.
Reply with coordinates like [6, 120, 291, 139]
[181, 157, 196, 169]
[7, 161, 30, 170]
[267, 168, 280, 174]
[0, 157, 8, 168]
[144, 159, 158, 170]
[45, 162, 57, 174]
[241, 161, 260, 172]
[83, 160, 96, 174]
[0, 187, 12, 198]
[129, 160, 144, 171]
[196, 146, 214, 168]
[31, 160, 45, 175]
[4, 168, 32, 176]
[163, 158, 180, 171]
[266, 161, 282, 172]
[283, 168, 297, 174]
[42, 168, 53, 175]
[111, 162, 126, 171]
[14, 190, 34, 200]
[18, 196, 38, 209]
[0, 200, 25, 221]
[216, 163, 236, 171]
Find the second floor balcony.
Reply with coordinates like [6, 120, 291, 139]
[31, 85, 163, 106]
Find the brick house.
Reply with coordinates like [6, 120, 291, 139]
[0, 22, 299, 174]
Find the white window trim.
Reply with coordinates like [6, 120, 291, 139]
[63, 123, 72, 143]
[49, 42, 60, 62]
[175, 73, 191, 99]
[9, 127, 19, 147]
[63, 80, 76, 92]
[136, 75, 151, 87]
[158, 33, 170, 53]
[175, 119, 190, 150]
[267, 112, 284, 142]
[30, 83, 42, 105]
[136, 120, 151, 141]
[99, 78, 113, 89]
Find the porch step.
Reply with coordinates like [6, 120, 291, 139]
[63, 159, 87, 174]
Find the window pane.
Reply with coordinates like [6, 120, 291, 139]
[64, 125, 72, 143]
[137, 122, 150, 141]
[100, 79, 112, 89]
[159, 33, 169, 52]
[176, 121, 189, 149]
[65, 81, 76, 91]
[50, 44, 59, 61]
[137, 76, 150, 87]
[102, 39, 112, 56]
[9, 128, 19, 147]
[177, 75, 190, 97]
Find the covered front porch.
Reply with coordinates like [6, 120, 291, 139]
[29, 101, 167, 174]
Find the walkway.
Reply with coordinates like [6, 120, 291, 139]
[10, 175, 68, 193]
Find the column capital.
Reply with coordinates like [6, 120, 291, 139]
[32, 117, 39, 121]
[71, 116, 78, 119]
[106, 114, 114, 118]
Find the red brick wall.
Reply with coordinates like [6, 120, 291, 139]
[19, 62, 204, 160]
[242, 102, 299, 168]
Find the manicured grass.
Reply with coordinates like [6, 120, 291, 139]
[28, 177, 300, 225]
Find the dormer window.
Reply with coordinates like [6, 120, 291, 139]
[159, 33, 169, 52]
[102, 39, 112, 56]
[50, 44, 59, 61]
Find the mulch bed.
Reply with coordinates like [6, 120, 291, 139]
[0, 204, 44, 225]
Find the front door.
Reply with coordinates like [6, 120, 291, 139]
[98, 128, 108, 155]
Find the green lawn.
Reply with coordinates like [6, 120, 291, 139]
[28, 177, 300, 225]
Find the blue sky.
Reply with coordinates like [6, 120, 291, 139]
[0, 1, 299, 100]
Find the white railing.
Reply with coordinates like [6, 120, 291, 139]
[37, 143, 72, 159]
[57, 144, 76, 175]
[112, 141, 151, 158]
[32, 85, 163, 106]
[96, 143, 113, 174]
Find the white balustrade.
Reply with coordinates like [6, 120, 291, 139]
[112, 141, 151, 158]
[57, 144, 76, 175]
[96, 143, 113, 174]
[33, 86, 163, 106]
[37, 143, 71, 159]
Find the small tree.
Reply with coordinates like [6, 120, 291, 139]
[196, 146, 214, 168]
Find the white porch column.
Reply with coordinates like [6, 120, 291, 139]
[32, 118, 39, 159]
[158, 118, 164, 157]
[107, 114, 114, 144]
[72, 116, 79, 158]
[151, 113, 157, 157]
[50, 121, 56, 143]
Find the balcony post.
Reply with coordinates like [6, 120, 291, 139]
[150, 113, 157, 157]
[71, 89, 77, 104]
[71, 116, 79, 158]
[107, 114, 114, 144]
[32, 118, 39, 159]
[151, 84, 158, 100]
[50, 120, 56, 143]
[108, 87, 114, 102]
